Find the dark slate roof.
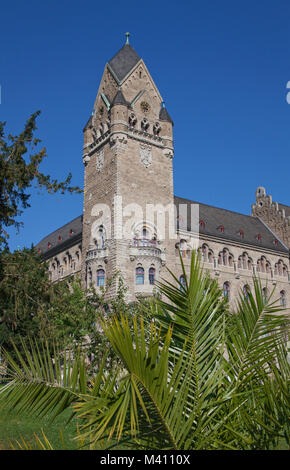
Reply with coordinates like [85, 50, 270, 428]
[34, 197, 289, 260]
[159, 106, 173, 124]
[111, 88, 129, 107]
[108, 44, 141, 83]
[174, 196, 288, 253]
[35, 215, 83, 260]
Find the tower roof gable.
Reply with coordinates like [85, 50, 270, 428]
[111, 88, 129, 107]
[108, 44, 141, 83]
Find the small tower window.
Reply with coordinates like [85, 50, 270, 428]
[128, 113, 137, 128]
[153, 122, 161, 136]
[97, 269, 105, 287]
[141, 117, 149, 131]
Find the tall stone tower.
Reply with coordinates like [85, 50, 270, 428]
[81, 36, 176, 299]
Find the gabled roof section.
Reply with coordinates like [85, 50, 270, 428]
[174, 196, 289, 253]
[108, 44, 141, 83]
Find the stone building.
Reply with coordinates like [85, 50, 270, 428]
[36, 38, 290, 312]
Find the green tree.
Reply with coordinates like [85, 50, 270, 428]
[0, 111, 82, 248]
[0, 252, 289, 450]
[0, 248, 63, 357]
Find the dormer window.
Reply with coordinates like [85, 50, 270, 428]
[273, 239, 278, 246]
[217, 225, 224, 233]
[69, 229, 74, 237]
[256, 234, 262, 242]
[239, 230, 244, 239]
[58, 236, 62, 242]
[48, 242, 51, 249]
[200, 220, 205, 229]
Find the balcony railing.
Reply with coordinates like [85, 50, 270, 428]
[86, 247, 108, 261]
[133, 238, 158, 247]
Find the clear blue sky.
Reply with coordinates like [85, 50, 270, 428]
[1, 0, 290, 251]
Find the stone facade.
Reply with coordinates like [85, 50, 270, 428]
[36, 40, 290, 315]
[252, 187, 290, 249]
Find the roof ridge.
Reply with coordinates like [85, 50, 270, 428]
[174, 195, 254, 220]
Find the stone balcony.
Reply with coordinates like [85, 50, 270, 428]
[86, 247, 108, 263]
[129, 239, 166, 265]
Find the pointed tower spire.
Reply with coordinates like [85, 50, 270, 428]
[125, 32, 130, 45]
[111, 87, 129, 107]
[159, 102, 173, 124]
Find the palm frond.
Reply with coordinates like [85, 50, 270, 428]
[0, 338, 89, 421]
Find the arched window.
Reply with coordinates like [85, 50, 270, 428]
[149, 267, 155, 285]
[136, 267, 144, 285]
[208, 250, 213, 263]
[97, 269, 105, 287]
[128, 113, 137, 128]
[201, 244, 207, 262]
[179, 275, 186, 291]
[280, 290, 287, 307]
[223, 282, 230, 299]
[222, 250, 227, 266]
